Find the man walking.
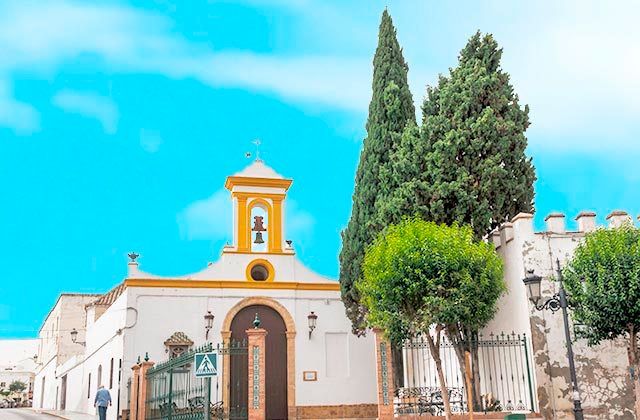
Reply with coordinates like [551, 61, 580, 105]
[94, 384, 112, 420]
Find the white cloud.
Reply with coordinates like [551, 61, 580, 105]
[285, 199, 315, 242]
[140, 129, 163, 153]
[201, 53, 369, 110]
[0, 80, 39, 134]
[0, 0, 370, 134]
[499, 3, 640, 148]
[177, 189, 315, 244]
[177, 189, 232, 241]
[52, 90, 119, 134]
[0, 0, 638, 151]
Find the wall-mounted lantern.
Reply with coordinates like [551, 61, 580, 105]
[204, 311, 215, 341]
[70, 328, 86, 346]
[307, 311, 318, 339]
[522, 269, 543, 306]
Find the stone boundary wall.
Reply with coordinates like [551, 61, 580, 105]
[488, 210, 638, 419]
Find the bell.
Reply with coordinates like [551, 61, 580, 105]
[254, 232, 265, 244]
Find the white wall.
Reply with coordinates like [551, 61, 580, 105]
[122, 286, 378, 408]
[33, 356, 58, 410]
[293, 297, 376, 405]
[58, 291, 127, 420]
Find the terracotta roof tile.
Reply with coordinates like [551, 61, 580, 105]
[91, 282, 126, 307]
[164, 331, 194, 346]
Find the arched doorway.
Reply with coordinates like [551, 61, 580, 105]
[230, 304, 288, 420]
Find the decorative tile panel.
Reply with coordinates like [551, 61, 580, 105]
[252, 345, 260, 409]
[380, 342, 389, 405]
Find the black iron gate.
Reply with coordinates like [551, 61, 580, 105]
[220, 339, 248, 420]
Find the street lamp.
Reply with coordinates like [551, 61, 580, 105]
[70, 328, 86, 346]
[523, 260, 584, 420]
[204, 311, 215, 341]
[307, 311, 318, 339]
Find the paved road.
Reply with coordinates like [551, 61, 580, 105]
[0, 409, 53, 420]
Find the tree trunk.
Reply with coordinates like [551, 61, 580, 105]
[391, 342, 405, 389]
[471, 344, 482, 410]
[448, 326, 483, 411]
[426, 332, 452, 420]
[628, 326, 640, 419]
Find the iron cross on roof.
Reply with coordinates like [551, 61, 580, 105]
[245, 139, 262, 162]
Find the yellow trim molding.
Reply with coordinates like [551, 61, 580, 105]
[222, 250, 295, 256]
[225, 176, 293, 191]
[232, 192, 286, 200]
[124, 278, 340, 291]
[245, 259, 275, 282]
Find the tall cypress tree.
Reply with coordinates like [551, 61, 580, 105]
[339, 10, 415, 334]
[380, 31, 535, 239]
[422, 32, 536, 238]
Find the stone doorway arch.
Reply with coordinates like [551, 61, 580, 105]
[221, 297, 296, 418]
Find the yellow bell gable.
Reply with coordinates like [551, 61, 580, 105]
[224, 160, 293, 254]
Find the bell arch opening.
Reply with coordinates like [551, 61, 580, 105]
[248, 199, 271, 252]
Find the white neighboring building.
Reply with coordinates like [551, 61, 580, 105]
[32, 293, 102, 411]
[33, 160, 379, 420]
[0, 339, 38, 405]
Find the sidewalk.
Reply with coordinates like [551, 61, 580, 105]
[37, 410, 96, 420]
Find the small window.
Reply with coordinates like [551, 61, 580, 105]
[109, 358, 114, 389]
[87, 373, 91, 399]
[250, 264, 269, 281]
[97, 365, 102, 389]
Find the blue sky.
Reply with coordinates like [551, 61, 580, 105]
[1, 0, 638, 338]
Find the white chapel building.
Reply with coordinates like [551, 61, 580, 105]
[32, 160, 379, 420]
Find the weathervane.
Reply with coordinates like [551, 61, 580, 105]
[245, 139, 262, 162]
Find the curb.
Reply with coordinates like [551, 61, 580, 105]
[34, 410, 71, 420]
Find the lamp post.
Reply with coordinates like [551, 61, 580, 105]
[523, 260, 584, 420]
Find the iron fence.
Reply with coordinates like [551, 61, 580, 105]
[145, 341, 247, 420]
[396, 332, 535, 416]
[145, 343, 222, 420]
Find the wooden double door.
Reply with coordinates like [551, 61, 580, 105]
[230, 305, 288, 420]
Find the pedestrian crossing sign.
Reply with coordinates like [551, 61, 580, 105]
[194, 351, 218, 377]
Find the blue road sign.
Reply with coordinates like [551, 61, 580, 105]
[194, 351, 218, 378]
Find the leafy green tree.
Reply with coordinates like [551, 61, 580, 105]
[339, 9, 415, 334]
[9, 381, 26, 393]
[359, 219, 505, 419]
[564, 225, 640, 418]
